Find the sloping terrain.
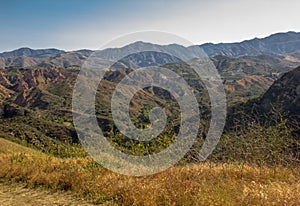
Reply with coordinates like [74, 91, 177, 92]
[200, 31, 300, 57]
[0, 55, 299, 154]
[0, 63, 210, 155]
[227, 66, 300, 130]
[0, 182, 95, 206]
[0, 138, 299, 206]
[0, 32, 299, 162]
[260, 65, 300, 120]
[0, 138, 95, 206]
[0, 32, 299, 107]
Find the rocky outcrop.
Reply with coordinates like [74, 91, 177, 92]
[0, 68, 67, 108]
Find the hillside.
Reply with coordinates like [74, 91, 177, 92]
[0, 31, 298, 163]
[260, 66, 300, 120]
[0, 138, 299, 205]
[201, 31, 300, 57]
[0, 52, 299, 154]
[0, 182, 94, 206]
[0, 62, 210, 155]
[227, 65, 300, 131]
[0, 32, 299, 108]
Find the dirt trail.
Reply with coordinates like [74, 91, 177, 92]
[0, 181, 97, 206]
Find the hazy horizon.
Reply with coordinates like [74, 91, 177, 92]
[1, 30, 299, 53]
[1, 0, 300, 52]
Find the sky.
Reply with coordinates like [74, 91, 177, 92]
[0, 0, 300, 52]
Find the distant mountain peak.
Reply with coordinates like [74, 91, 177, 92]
[200, 31, 300, 57]
[114, 41, 185, 50]
[0, 47, 65, 58]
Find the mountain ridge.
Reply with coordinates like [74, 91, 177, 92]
[226, 65, 300, 131]
[0, 47, 64, 58]
[1, 31, 300, 59]
[200, 31, 300, 57]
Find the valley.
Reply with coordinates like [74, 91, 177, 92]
[0, 31, 299, 205]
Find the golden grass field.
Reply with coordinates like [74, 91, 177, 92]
[0, 138, 299, 206]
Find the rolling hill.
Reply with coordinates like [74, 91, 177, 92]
[227, 65, 300, 131]
[0, 31, 299, 158]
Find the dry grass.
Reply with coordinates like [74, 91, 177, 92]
[0, 138, 299, 206]
[0, 181, 94, 206]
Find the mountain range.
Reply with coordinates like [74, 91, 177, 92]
[0, 31, 299, 152]
[1, 31, 300, 69]
[0, 32, 299, 104]
[201, 31, 300, 57]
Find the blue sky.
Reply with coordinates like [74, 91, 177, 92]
[0, 0, 299, 52]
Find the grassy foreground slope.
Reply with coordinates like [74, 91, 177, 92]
[0, 138, 299, 206]
[0, 181, 94, 206]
